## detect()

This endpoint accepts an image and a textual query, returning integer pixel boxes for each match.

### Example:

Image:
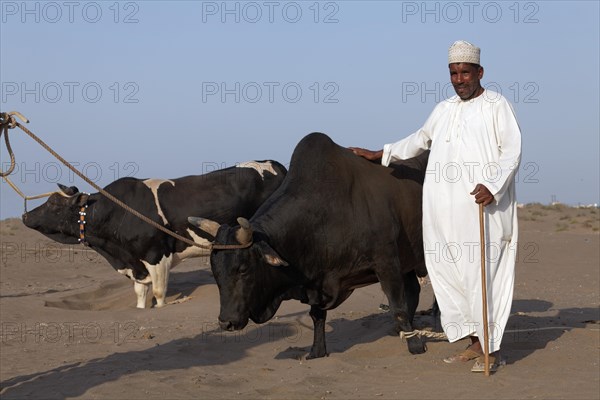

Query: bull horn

[188,217,220,237]
[235,217,253,245]
[57,184,79,197]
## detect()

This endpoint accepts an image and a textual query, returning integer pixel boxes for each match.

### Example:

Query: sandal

[471,355,504,373]
[443,347,482,364]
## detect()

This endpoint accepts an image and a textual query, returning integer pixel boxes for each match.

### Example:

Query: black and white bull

[22,161,287,308]
[188,133,429,358]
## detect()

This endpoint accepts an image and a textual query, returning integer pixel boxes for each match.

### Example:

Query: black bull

[190,133,430,358]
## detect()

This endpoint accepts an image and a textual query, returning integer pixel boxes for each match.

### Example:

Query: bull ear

[188,217,220,237]
[257,242,288,267]
[73,193,89,207]
[57,184,79,196]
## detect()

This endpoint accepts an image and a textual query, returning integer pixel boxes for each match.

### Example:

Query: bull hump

[236,161,278,180]
[142,179,175,225]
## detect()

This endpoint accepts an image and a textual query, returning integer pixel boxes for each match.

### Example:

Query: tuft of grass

[541,203,568,212]
[526,202,543,206]
[526,202,543,207]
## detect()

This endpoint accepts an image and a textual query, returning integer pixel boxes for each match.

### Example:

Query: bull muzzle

[218,317,248,331]
[219,319,235,331]
[21,212,31,227]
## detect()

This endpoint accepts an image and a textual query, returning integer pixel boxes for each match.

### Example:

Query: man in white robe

[350,40,522,372]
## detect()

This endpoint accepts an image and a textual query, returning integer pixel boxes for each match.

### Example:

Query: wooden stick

[479,202,490,376]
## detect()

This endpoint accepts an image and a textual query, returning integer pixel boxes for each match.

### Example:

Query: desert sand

[1,203,599,399]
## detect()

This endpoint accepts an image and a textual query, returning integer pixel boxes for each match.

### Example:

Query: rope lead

[0,111,248,251]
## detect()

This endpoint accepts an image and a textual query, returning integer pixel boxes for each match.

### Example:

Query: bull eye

[238,263,250,275]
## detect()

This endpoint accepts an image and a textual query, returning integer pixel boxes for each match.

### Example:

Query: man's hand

[470,184,494,206]
[348,147,383,161]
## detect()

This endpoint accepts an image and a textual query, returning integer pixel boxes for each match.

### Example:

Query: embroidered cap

[448,40,480,65]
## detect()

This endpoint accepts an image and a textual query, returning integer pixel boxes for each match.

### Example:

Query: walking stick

[479,202,491,376]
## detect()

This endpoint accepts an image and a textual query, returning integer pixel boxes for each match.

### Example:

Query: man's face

[449,63,484,100]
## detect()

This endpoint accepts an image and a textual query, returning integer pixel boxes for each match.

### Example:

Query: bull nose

[219,319,235,331]
[22,213,28,223]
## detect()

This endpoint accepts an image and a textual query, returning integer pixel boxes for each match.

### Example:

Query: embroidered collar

[77,204,89,246]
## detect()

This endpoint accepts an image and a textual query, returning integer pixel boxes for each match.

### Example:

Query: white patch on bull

[118,268,153,284]
[134,281,150,309]
[173,229,212,263]
[117,268,134,279]
[236,161,278,180]
[118,268,152,308]
[134,229,210,309]
[136,275,153,285]
[142,253,173,308]
[143,179,175,225]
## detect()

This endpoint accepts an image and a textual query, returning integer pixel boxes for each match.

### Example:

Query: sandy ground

[0,203,599,399]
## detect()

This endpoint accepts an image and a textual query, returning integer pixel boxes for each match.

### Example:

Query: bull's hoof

[407,337,426,354]
[415,308,434,316]
[306,348,329,360]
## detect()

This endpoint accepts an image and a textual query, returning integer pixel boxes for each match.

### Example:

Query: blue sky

[1,0,599,219]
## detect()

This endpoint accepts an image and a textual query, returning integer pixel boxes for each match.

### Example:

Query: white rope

[400,325,596,341]
[2,175,70,200]
[400,330,448,340]
[167,296,193,305]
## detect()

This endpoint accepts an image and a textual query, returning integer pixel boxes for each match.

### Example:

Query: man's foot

[443,346,482,364]
[471,354,505,373]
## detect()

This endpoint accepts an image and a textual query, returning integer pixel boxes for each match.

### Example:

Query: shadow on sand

[1,299,598,398]
[502,300,599,364]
